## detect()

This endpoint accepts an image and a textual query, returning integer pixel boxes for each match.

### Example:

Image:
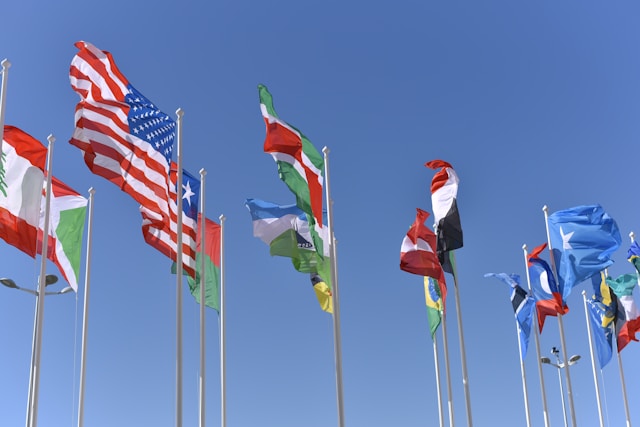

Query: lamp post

[541,347,581,427]
[0,274,68,427]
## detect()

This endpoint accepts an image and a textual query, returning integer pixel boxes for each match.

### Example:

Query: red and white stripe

[425,160,459,225]
[69,41,171,223]
[400,208,445,283]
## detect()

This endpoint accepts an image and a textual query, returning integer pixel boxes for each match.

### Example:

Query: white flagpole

[77,188,95,427]
[322,147,345,427]
[29,134,55,427]
[219,214,227,427]
[175,108,184,427]
[521,244,550,427]
[440,311,455,427]
[448,252,473,426]
[198,169,206,427]
[515,320,531,427]
[542,205,577,427]
[580,290,605,427]
[0,59,11,154]
[431,321,444,427]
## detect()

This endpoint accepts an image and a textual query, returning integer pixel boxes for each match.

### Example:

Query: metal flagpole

[77,188,95,427]
[429,309,444,427]
[0,59,10,155]
[219,214,227,427]
[542,205,577,427]
[515,320,531,427]
[581,290,605,427]
[322,147,345,427]
[448,252,473,426]
[175,108,184,427]
[29,135,55,427]
[440,310,455,427]
[616,342,631,427]
[521,245,550,427]
[198,169,206,427]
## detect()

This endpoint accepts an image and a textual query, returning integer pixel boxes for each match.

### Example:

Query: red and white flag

[400,208,445,284]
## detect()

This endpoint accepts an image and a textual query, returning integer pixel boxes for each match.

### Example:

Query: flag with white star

[141,164,199,278]
[547,204,622,300]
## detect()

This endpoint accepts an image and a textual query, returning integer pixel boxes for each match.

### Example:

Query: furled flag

[143,165,199,278]
[424,276,444,339]
[547,204,621,300]
[528,243,568,332]
[69,41,175,226]
[425,160,462,273]
[186,214,221,312]
[627,240,640,275]
[0,126,47,257]
[485,273,536,357]
[605,273,640,352]
[245,198,332,313]
[400,208,446,285]
[258,84,325,257]
[38,177,88,291]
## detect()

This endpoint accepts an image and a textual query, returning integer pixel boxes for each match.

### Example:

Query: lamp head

[0,278,18,289]
[44,275,58,286]
[568,355,581,364]
[540,357,551,364]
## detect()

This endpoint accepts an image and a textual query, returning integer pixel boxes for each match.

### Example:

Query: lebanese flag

[400,208,445,285]
[425,160,463,266]
[0,126,47,257]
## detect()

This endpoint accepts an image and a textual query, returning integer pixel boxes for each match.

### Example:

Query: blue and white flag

[548,204,621,300]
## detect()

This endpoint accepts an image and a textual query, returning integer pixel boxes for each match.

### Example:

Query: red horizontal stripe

[0,210,39,257]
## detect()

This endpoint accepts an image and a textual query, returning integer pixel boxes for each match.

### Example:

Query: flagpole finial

[199,168,206,177]
[88,187,95,196]
[47,134,55,144]
[542,205,548,214]
[522,244,527,251]
[176,108,184,118]
[219,214,225,223]
[1,59,10,70]
[630,231,635,243]
[322,146,329,155]
[581,290,586,296]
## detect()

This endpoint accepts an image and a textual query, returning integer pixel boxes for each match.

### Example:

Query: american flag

[141,163,199,278]
[69,41,175,226]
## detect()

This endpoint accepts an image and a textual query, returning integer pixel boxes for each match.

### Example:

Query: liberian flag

[38,177,88,292]
[425,160,463,270]
[258,85,325,256]
[245,198,332,313]
[400,208,445,285]
[528,243,568,332]
[605,273,640,352]
[0,126,47,257]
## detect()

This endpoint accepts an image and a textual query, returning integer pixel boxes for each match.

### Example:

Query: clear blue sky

[1,1,639,426]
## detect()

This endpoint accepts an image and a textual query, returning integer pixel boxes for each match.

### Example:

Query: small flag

[188,215,221,312]
[547,204,621,300]
[485,273,535,357]
[400,208,445,285]
[605,273,640,352]
[627,241,640,275]
[586,297,614,369]
[424,277,444,339]
[311,273,333,314]
[527,243,568,332]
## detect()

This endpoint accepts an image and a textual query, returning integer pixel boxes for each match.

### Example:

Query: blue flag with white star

[548,204,621,300]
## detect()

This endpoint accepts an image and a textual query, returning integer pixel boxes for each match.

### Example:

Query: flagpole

[322,147,345,427]
[29,134,55,427]
[175,108,184,427]
[431,326,444,427]
[521,245,550,427]
[219,214,227,427]
[0,59,10,156]
[440,311,455,427]
[77,188,95,427]
[580,290,605,427]
[198,169,206,427]
[448,252,473,427]
[515,320,531,427]
[542,205,577,427]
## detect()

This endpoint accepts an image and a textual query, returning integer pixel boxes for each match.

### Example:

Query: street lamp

[541,347,581,427]
[0,275,72,296]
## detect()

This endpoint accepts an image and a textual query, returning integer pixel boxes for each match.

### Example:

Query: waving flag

[586,297,614,369]
[38,178,87,291]
[605,273,640,351]
[69,41,175,226]
[528,243,568,332]
[0,126,47,257]
[425,160,462,272]
[258,84,324,257]
[424,277,444,339]
[186,215,221,311]
[547,204,621,300]
[143,165,199,278]
[400,208,445,285]
[246,198,332,313]
[628,241,640,275]
[485,273,535,357]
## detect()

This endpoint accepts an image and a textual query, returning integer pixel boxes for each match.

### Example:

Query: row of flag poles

[0,40,347,427]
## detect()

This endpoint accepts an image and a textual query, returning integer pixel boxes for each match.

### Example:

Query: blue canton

[125,84,175,165]
[181,169,200,221]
